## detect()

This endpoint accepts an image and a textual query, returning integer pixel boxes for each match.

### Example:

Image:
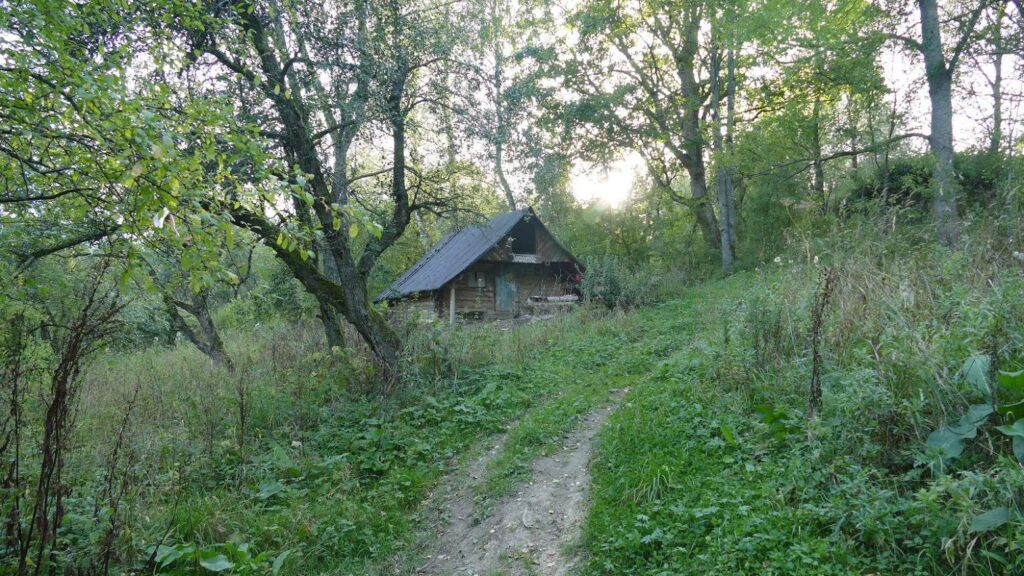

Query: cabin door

[495,267,518,315]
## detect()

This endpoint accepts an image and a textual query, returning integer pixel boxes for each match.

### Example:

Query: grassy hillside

[582,220,1024,575]
[72,305,658,574]
[60,216,1024,575]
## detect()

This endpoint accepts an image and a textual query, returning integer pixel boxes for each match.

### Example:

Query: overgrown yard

[581,226,1024,575]
[7,0,1024,573]
[72,305,657,574]
[26,223,1024,576]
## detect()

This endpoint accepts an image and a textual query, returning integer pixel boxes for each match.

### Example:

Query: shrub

[847,152,1019,210]
[580,254,657,309]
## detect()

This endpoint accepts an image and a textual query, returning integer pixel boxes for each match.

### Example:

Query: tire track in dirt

[415,390,625,576]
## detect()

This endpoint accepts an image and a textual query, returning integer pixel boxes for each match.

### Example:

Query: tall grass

[53,204,1024,575]
[582,213,1024,575]
[66,297,642,574]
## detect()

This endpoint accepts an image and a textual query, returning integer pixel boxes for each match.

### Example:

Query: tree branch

[14,224,121,267]
[948,0,993,73]
[222,202,349,310]
[0,186,97,204]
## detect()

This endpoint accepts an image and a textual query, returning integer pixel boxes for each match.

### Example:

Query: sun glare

[570,153,645,208]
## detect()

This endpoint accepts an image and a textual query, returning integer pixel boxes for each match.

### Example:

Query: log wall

[437,262,576,321]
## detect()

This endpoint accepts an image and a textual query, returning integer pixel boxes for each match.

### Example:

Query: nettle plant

[917,356,1024,531]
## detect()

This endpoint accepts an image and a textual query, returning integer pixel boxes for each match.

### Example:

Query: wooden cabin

[377,209,583,321]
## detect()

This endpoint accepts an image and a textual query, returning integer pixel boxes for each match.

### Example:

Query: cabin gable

[378,208,582,322]
[483,215,575,264]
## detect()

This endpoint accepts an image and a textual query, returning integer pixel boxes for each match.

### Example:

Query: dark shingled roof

[376,209,530,302]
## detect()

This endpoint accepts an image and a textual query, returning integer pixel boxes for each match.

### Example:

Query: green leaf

[924,404,993,467]
[150,544,174,564]
[997,399,1024,422]
[719,424,736,445]
[926,427,967,460]
[948,403,993,436]
[117,268,133,292]
[150,543,194,568]
[257,480,286,500]
[349,222,359,238]
[198,551,234,572]
[271,549,292,575]
[997,369,1024,395]
[994,419,1024,438]
[962,355,991,400]
[969,507,1010,533]
[995,419,1024,463]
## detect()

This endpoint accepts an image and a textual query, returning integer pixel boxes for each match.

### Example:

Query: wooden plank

[496,267,517,313]
[449,284,455,324]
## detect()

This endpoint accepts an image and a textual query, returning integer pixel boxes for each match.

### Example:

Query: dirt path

[414,392,624,576]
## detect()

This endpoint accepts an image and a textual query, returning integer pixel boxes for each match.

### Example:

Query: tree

[709,5,741,272]
[0,258,124,576]
[486,0,520,211]
[900,0,993,247]
[453,0,563,212]
[0,0,253,296]
[970,2,1017,156]
[139,232,256,371]
[564,0,721,251]
[162,0,475,379]
[710,42,738,272]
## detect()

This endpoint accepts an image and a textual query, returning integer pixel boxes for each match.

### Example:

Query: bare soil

[413,393,623,576]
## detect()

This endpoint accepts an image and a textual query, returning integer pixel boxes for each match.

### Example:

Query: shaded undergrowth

[582,220,1024,575]
[71,302,650,574]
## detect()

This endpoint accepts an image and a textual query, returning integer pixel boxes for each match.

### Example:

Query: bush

[847,152,1019,210]
[580,254,657,309]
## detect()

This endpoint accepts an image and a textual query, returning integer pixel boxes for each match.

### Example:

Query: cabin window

[467,272,486,288]
[509,220,537,254]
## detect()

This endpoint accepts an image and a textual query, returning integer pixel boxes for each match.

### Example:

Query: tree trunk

[990,50,1002,156]
[492,15,516,211]
[163,291,234,372]
[811,97,827,214]
[687,160,720,250]
[723,47,738,264]
[918,0,960,248]
[710,43,736,273]
[678,15,720,250]
[194,299,233,372]
[318,249,346,349]
[209,0,407,382]
[318,301,345,349]
[335,263,400,381]
[848,108,859,170]
[496,138,517,211]
[989,5,1004,156]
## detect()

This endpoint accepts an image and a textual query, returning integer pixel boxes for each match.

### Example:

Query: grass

[56,214,1024,575]
[579,219,1024,575]
[478,310,650,500]
[69,294,665,574]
